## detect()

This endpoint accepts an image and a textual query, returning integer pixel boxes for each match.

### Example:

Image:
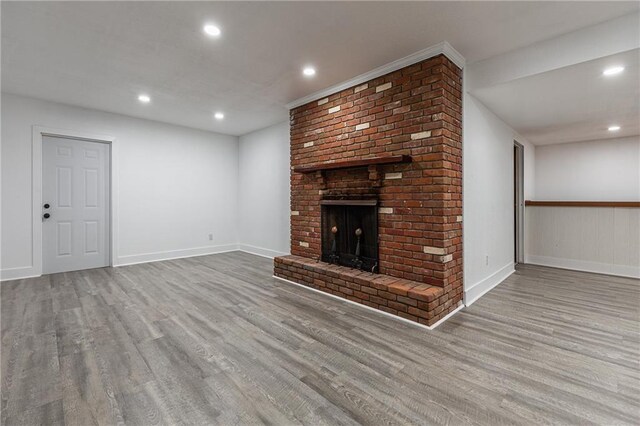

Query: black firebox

[321,199,378,273]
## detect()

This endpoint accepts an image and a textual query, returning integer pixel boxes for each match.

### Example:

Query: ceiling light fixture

[204,24,221,37]
[303,66,316,77]
[603,66,624,76]
[138,94,151,103]
[214,112,224,120]
[608,125,621,132]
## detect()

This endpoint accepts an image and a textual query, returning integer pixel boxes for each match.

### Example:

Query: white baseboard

[2,244,240,281]
[272,275,464,331]
[114,244,239,267]
[1,244,277,281]
[525,255,640,279]
[464,262,515,306]
[237,244,289,259]
[0,266,40,282]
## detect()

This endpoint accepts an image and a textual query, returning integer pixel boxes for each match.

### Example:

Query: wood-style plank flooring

[2,252,639,425]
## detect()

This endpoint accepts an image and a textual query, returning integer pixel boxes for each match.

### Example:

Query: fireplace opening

[321,199,378,273]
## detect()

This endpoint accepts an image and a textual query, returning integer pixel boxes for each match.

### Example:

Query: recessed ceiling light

[214,112,224,120]
[204,24,221,37]
[303,67,316,77]
[608,125,621,131]
[603,66,624,76]
[138,94,151,103]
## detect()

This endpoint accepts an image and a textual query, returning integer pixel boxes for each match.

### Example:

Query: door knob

[43,203,50,209]
[43,213,50,219]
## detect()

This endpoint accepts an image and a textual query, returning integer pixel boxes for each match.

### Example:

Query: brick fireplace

[274,54,463,326]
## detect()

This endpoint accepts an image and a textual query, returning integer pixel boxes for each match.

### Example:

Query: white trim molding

[464,262,515,306]
[0,266,40,282]
[237,244,289,259]
[286,41,465,109]
[273,275,464,331]
[2,244,237,281]
[526,255,640,279]
[114,244,239,267]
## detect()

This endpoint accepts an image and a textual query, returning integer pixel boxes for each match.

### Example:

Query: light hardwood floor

[1,252,639,425]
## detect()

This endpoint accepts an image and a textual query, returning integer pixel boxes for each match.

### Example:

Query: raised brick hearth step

[274,255,457,326]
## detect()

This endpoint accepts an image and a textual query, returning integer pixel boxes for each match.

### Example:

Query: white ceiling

[2,1,639,136]
[473,49,640,145]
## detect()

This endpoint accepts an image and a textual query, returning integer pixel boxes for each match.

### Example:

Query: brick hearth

[275,54,463,326]
[275,255,448,325]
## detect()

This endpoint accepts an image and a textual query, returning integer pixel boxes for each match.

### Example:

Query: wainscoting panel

[525,206,640,278]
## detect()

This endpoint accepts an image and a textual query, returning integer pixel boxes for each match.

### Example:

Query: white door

[42,136,110,274]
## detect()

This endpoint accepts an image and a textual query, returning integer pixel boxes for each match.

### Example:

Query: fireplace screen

[321,199,378,273]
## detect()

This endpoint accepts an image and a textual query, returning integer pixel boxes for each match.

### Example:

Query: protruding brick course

[376,82,392,92]
[277,54,463,326]
[354,83,368,93]
[423,246,446,255]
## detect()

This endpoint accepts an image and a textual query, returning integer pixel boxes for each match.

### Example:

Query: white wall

[524,135,640,278]
[237,122,290,258]
[534,136,640,201]
[522,137,536,201]
[525,206,639,278]
[1,93,239,280]
[463,92,535,305]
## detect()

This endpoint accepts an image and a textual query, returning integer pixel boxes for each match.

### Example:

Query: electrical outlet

[208,233,213,241]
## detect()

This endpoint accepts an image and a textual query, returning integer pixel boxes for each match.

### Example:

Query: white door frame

[32,126,118,276]
[513,140,525,264]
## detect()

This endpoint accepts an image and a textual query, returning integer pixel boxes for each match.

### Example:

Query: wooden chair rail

[525,201,640,208]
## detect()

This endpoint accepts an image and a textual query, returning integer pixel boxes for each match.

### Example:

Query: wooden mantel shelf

[294,155,412,173]
[525,201,640,208]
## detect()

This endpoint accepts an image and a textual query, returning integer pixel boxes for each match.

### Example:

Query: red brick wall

[287,54,463,308]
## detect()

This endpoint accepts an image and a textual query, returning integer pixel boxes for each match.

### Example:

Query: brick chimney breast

[275,54,463,326]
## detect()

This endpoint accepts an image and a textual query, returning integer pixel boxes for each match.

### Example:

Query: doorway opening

[33,127,115,276]
[514,141,524,264]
